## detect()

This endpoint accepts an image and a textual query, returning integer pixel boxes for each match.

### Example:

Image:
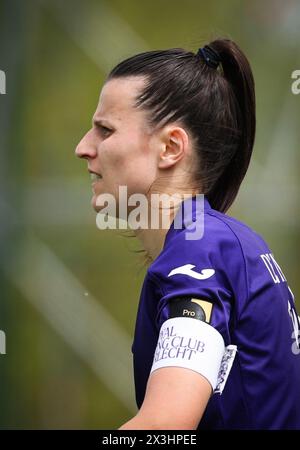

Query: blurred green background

[0,0,299,429]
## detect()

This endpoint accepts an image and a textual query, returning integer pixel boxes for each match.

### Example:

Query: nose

[75,129,97,159]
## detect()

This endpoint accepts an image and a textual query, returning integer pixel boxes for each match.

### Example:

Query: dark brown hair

[107,38,256,213]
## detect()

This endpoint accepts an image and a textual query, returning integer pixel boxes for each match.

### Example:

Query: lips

[90,173,103,182]
[88,169,103,182]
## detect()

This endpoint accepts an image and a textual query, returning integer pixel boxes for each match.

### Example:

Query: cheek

[99,139,122,170]
[123,154,157,196]
[100,132,157,192]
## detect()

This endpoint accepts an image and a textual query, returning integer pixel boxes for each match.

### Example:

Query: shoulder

[145,197,272,318]
[149,199,267,281]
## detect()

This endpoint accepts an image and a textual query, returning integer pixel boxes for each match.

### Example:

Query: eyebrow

[92,118,113,128]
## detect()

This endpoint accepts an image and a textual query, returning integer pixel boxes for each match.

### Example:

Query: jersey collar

[163,195,211,250]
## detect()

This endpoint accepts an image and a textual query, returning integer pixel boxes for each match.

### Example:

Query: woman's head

[76,38,255,214]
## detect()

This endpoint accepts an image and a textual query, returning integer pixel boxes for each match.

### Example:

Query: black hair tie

[197,45,221,69]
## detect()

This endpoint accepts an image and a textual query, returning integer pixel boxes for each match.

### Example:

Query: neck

[132,187,201,261]
[134,227,168,262]
[133,196,182,261]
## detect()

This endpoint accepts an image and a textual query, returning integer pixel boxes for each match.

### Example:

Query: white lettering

[151,317,225,390]
[260,253,287,284]
[95,188,205,240]
[183,309,195,317]
[0,330,6,354]
[291,70,300,95]
[0,70,6,94]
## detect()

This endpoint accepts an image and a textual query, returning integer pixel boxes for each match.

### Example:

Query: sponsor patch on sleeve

[168,297,214,324]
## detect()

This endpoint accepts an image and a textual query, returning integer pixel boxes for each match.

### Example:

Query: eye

[98,125,112,137]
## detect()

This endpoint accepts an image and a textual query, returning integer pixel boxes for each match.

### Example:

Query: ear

[157,125,189,170]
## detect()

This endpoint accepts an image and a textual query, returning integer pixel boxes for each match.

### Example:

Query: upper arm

[135,297,227,430]
[137,366,212,429]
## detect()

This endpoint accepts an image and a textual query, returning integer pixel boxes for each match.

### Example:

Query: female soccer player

[75,38,300,429]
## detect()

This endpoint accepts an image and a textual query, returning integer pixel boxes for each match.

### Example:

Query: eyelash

[94,124,112,138]
[99,125,112,136]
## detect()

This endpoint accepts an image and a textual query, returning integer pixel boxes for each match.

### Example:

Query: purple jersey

[131,196,300,429]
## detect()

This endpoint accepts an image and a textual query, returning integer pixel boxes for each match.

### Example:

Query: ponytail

[205,39,256,212]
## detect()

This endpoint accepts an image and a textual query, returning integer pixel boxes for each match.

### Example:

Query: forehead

[94,76,147,124]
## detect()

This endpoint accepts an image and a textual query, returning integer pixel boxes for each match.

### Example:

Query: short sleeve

[147,219,244,346]
[152,272,233,347]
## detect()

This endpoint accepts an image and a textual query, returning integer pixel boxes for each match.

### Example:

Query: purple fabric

[131,196,300,429]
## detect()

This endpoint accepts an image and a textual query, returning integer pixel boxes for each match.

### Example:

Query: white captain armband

[150,297,236,392]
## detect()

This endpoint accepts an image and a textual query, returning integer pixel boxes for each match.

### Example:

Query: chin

[91,195,102,213]
[91,194,119,217]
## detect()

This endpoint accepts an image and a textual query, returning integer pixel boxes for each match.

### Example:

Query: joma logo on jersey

[260,253,286,284]
[168,264,215,280]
